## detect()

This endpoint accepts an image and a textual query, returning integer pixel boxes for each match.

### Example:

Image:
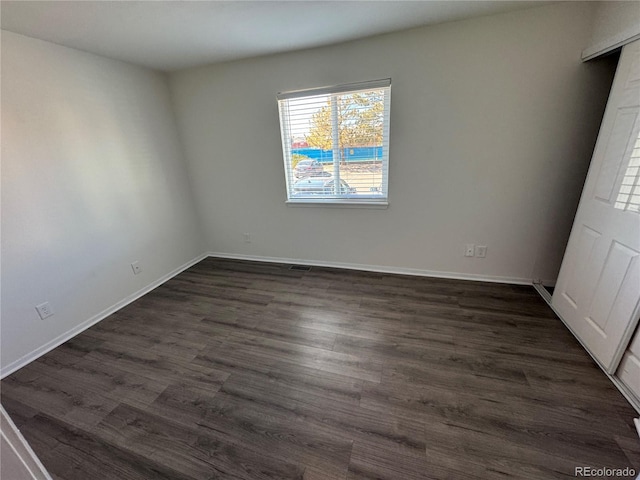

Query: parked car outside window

[291,176,356,197]
[293,159,324,178]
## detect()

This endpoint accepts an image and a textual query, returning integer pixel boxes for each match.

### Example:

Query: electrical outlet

[464,244,475,257]
[243,233,252,243]
[35,302,53,320]
[131,261,142,275]
[475,245,487,258]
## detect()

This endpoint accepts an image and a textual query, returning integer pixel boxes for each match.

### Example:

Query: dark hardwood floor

[2,257,639,479]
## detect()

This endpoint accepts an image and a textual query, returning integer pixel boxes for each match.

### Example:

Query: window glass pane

[278,80,390,203]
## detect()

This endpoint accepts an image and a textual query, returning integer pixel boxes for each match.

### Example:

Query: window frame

[277,79,391,207]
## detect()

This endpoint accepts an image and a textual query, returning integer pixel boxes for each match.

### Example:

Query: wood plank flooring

[2,257,639,479]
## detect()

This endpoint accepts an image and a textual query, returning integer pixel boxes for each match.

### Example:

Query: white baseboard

[1,251,529,379]
[0,253,208,379]
[212,252,640,414]
[532,282,552,304]
[207,252,533,285]
[7,249,635,417]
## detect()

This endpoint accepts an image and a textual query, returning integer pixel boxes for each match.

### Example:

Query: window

[277,79,391,205]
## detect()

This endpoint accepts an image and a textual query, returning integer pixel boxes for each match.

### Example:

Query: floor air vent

[289,265,312,271]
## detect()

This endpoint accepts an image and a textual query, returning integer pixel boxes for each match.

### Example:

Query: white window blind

[277,79,391,205]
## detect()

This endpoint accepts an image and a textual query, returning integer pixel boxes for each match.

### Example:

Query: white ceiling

[1,1,545,72]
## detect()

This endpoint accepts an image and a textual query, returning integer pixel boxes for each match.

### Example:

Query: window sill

[285,199,389,209]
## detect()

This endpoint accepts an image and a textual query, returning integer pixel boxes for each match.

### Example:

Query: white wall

[583,1,640,59]
[169,2,615,284]
[1,31,205,372]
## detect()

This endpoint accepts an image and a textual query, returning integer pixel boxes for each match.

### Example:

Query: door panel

[562,226,600,306]
[618,327,640,400]
[586,241,639,332]
[625,54,640,87]
[594,109,638,202]
[553,39,640,372]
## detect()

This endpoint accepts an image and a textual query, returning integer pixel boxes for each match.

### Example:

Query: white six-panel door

[553,39,640,373]
[617,328,640,400]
